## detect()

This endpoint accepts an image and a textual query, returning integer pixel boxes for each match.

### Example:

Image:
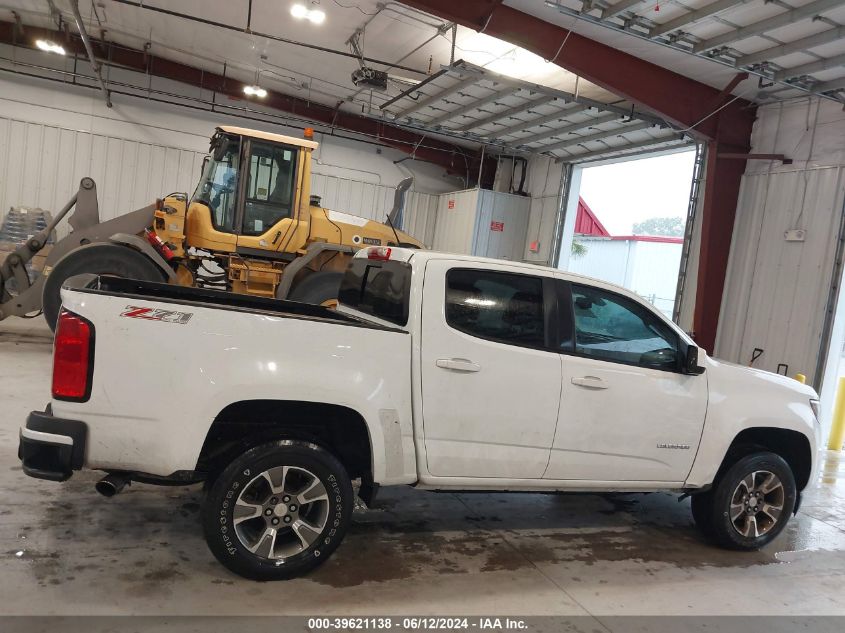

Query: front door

[545,280,707,482]
[420,260,561,479]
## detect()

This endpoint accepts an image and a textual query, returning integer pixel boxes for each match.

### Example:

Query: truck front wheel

[202,440,353,580]
[699,452,796,550]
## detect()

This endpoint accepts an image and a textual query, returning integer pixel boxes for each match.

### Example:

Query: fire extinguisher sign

[490,221,505,232]
[447,199,455,209]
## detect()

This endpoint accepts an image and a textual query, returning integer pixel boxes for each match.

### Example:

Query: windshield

[192,135,240,232]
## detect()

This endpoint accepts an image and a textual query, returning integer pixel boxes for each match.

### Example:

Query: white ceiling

[524,0,845,102]
[12,0,829,161]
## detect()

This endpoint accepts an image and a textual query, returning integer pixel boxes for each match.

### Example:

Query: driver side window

[570,284,679,371]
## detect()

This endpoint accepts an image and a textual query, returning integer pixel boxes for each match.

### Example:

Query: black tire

[690,491,716,539]
[288,271,343,307]
[202,440,353,581]
[707,452,796,550]
[42,243,167,330]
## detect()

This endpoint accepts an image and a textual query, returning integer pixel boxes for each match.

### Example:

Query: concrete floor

[3,317,845,620]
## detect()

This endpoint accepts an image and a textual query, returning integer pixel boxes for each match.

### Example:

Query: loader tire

[43,243,167,331]
[289,271,343,308]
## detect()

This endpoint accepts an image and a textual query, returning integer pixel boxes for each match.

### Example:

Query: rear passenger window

[445,269,545,348]
[338,259,411,326]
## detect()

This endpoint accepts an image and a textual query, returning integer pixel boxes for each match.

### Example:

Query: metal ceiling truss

[515,111,621,145]
[571,135,693,163]
[542,121,658,152]
[545,0,845,103]
[492,104,591,138]
[455,95,558,132]
[379,59,681,160]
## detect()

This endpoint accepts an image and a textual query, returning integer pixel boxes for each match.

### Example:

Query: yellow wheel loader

[0,126,422,330]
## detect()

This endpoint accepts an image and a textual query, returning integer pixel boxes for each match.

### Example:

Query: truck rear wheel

[202,440,353,581]
[289,271,343,308]
[702,452,796,550]
[42,243,168,331]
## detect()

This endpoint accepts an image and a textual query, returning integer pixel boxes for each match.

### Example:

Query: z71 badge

[121,306,193,324]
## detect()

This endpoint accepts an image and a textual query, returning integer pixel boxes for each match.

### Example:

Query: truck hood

[705,355,818,400]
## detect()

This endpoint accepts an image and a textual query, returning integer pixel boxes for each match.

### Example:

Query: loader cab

[186,126,318,254]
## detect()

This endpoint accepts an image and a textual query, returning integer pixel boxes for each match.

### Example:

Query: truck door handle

[436,358,481,372]
[571,376,608,389]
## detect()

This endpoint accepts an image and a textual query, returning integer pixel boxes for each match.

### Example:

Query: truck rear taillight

[367,246,392,261]
[52,310,95,402]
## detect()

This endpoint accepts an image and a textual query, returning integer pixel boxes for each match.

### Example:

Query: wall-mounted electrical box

[431,188,531,261]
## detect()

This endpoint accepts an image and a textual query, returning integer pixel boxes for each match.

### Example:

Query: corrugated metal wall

[627,241,683,318]
[524,156,564,264]
[0,116,205,238]
[402,191,439,248]
[0,114,439,242]
[432,189,479,254]
[715,97,845,395]
[568,238,630,286]
[431,188,531,259]
[474,189,531,261]
[716,165,845,381]
[568,238,681,317]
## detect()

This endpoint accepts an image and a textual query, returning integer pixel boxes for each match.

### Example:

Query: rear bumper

[18,408,87,481]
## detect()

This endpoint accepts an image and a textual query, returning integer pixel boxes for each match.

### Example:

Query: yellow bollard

[828,376,845,451]
[795,373,806,384]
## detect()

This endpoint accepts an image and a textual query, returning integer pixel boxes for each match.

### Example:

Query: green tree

[632,216,685,237]
[571,239,587,259]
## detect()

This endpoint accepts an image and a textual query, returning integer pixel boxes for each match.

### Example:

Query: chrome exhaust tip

[95,474,128,497]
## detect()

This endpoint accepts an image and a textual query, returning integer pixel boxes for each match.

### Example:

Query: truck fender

[275,242,355,300]
[108,233,177,282]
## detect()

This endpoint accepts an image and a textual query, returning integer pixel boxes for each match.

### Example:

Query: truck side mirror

[685,345,706,375]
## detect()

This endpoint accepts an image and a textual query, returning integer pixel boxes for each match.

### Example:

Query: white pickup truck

[19,247,821,580]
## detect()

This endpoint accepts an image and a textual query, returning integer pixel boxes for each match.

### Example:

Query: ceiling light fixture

[35,39,66,55]
[291,4,326,25]
[243,85,268,98]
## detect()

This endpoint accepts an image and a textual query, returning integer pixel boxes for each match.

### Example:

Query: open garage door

[554,143,703,328]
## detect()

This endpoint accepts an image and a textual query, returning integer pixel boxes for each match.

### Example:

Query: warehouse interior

[3,0,845,623]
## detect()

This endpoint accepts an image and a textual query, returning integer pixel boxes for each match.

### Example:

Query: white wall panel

[0,115,205,239]
[716,97,845,399]
[523,155,564,264]
[403,191,439,247]
[568,239,630,287]
[716,166,845,381]
[568,238,682,318]
[524,195,561,263]
[474,189,531,261]
[0,74,449,244]
[432,189,479,254]
[628,241,683,318]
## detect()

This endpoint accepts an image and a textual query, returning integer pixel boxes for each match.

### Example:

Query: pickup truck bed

[73,274,391,330]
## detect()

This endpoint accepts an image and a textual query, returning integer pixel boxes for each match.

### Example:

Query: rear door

[420,260,562,479]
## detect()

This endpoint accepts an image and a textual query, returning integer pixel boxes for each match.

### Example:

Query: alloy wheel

[729,470,785,538]
[233,465,330,560]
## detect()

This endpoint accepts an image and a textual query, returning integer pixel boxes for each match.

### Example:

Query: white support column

[557,166,583,271]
